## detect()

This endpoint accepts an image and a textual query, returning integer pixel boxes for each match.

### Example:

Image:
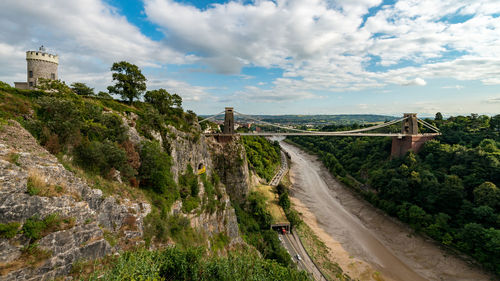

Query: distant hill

[201,114,398,125]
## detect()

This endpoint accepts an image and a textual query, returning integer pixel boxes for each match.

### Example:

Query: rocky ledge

[0,120,150,280]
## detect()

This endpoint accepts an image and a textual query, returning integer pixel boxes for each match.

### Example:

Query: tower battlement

[26,50,59,64]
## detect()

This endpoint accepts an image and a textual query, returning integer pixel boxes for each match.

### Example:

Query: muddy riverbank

[281,141,493,281]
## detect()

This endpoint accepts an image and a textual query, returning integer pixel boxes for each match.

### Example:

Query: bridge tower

[391,113,434,158]
[223,107,235,134]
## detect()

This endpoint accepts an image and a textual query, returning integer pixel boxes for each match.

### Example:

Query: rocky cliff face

[166,126,242,244]
[207,137,251,203]
[167,125,212,182]
[0,121,150,280]
[122,113,243,244]
[0,114,250,280]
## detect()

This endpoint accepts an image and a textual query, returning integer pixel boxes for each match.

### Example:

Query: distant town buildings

[15,46,59,90]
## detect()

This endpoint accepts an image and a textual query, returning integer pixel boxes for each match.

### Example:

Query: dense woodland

[289,114,500,275]
[242,136,281,181]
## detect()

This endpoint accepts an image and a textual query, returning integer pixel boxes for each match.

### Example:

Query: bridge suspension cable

[416,118,440,133]
[321,117,407,135]
[235,111,408,135]
[198,111,225,123]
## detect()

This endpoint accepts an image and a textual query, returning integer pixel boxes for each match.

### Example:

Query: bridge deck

[205,132,441,137]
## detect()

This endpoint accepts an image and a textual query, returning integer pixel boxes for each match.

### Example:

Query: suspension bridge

[199,107,441,157]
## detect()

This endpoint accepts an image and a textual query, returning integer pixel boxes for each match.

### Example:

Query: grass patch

[0,222,20,239]
[296,222,353,281]
[253,185,288,225]
[26,169,67,197]
[6,152,20,166]
[143,211,205,249]
[103,230,118,247]
[0,90,32,120]
[0,243,52,276]
[22,214,75,242]
[210,232,230,253]
[57,154,147,202]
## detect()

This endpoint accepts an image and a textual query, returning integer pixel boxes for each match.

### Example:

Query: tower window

[29,71,33,78]
[51,73,55,79]
[29,82,33,87]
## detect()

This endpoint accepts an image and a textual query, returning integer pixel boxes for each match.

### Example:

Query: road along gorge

[280,141,493,281]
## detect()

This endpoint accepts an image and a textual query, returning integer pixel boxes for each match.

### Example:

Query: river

[280,141,493,281]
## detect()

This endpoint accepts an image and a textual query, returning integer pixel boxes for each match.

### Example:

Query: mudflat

[281,141,493,281]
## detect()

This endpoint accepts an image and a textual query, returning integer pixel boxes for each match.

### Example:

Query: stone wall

[391,135,435,158]
[27,59,58,88]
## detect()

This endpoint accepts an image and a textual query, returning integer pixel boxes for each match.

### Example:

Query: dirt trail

[281,141,493,281]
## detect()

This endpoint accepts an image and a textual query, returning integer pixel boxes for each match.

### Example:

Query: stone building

[14,46,59,90]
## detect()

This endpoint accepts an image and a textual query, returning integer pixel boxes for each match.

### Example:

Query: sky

[0,0,499,116]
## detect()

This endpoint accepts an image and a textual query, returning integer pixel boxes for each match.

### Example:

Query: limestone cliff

[207,137,251,203]
[0,121,150,280]
[0,112,250,279]
[123,113,243,245]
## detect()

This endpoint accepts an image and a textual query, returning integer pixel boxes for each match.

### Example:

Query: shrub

[0,222,20,238]
[210,233,230,252]
[143,211,204,248]
[21,214,73,242]
[74,140,130,179]
[36,96,82,146]
[86,247,310,281]
[22,215,47,241]
[182,197,200,213]
[139,141,176,199]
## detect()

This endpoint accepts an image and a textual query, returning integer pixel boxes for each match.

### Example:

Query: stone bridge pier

[391,113,434,158]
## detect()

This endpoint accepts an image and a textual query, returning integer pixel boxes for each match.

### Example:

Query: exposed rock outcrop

[0,113,250,280]
[167,125,212,182]
[166,126,242,244]
[207,137,251,203]
[0,121,150,280]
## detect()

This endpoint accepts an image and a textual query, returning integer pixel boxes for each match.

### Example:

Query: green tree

[474,182,500,209]
[97,91,113,99]
[435,112,443,121]
[278,192,291,211]
[107,61,146,103]
[490,114,500,132]
[139,141,176,198]
[144,88,182,115]
[71,82,94,96]
[172,93,182,108]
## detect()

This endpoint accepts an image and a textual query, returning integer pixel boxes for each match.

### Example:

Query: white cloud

[0,0,191,89]
[487,97,500,103]
[147,79,212,102]
[143,0,500,97]
[234,85,319,103]
[401,77,427,86]
[442,85,464,90]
